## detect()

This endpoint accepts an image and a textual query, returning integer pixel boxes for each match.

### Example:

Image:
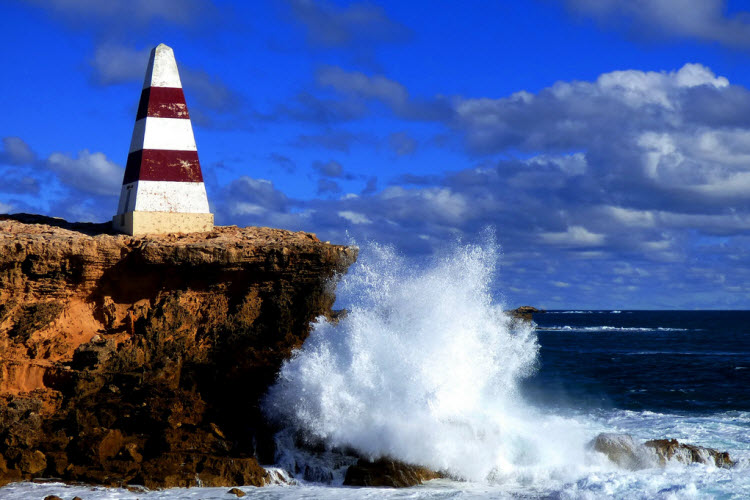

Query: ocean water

[3,241,750,499]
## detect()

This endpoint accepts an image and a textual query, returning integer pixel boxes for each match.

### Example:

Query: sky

[2,0,750,309]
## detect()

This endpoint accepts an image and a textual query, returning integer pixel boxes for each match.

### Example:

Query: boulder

[644,438,734,468]
[591,433,654,470]
[507,306,544,321]
[591,433,734,470]
[344,458,443,487]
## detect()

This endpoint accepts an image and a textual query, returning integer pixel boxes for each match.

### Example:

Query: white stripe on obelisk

[118,181,211,213]
[129,117,198,153]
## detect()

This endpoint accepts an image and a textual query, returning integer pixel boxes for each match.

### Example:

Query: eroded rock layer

[0,214,356,488]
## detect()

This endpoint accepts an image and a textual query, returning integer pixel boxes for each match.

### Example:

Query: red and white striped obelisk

[112,43,213,235]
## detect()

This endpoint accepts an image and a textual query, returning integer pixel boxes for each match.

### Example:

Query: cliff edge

[0,214,357,488]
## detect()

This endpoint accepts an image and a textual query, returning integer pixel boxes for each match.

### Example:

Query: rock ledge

[0,214,356,488]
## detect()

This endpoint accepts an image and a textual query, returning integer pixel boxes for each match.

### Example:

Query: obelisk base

[112,211,214,236]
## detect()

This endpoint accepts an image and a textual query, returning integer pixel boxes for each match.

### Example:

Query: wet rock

[591,433,734,470]
[17,449,47,475]
[43,495,63,500]
[228,487,247,497]
[344,458,443,487]
[591,433,654,470]
[507,305,544,322]
[645,438,734,468]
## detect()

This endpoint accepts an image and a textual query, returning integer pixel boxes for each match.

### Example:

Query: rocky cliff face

[0,214,356,488]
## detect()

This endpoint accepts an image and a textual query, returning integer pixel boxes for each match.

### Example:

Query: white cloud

[46,150,123,196]
[564,0,750,50]
[90,45,150,85]
[604,207,656,228]
[526,152,588,175]
[637,129,750,199]
[317,65,408,108]
[541,226,606,247]
[231,202,267,216]
[380,186,469,225]
[338,211,371,224]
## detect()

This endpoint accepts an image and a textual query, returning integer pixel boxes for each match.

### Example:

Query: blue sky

[3,0,750,309]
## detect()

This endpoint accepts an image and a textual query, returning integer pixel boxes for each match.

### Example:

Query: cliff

[0,214,356,488]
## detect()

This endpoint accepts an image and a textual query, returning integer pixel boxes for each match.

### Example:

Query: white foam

[264,238,594,482]
[2,385,749,499]
[539,326,692,333]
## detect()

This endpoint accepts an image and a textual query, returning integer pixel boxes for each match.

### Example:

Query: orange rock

[0,214,357,488]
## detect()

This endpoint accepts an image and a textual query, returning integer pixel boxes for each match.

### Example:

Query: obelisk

[112,43,213,235]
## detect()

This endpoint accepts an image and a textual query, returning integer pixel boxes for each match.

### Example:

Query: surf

[263,236,595,483]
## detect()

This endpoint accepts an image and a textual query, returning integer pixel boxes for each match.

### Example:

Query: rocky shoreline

[0,214,355,488]
[0,215,736,491]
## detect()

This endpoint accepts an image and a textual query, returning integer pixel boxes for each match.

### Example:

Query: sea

[2,240,749,499]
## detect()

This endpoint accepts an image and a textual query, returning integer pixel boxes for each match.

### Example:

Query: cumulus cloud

[540,226,606,247]
[317,65,408,108]
[226,177,289,216]
[338,210,371,224]
[452,64,730,153]
[213,61,750,307]
[1,135,122,200]
[315,65,451,120]
[316,63,750,215]
[46,150,123,196]
[0,137,124,222]
[564,0,750,49]
[90,44,150,85]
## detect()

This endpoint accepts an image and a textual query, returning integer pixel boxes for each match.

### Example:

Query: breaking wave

[263,237,594,482]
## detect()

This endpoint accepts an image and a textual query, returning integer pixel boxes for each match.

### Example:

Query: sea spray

[264,238,592,482]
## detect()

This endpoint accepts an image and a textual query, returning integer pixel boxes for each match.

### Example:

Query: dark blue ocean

[525,310,750,413]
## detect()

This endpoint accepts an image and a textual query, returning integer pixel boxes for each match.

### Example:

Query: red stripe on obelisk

[136,87,190,121]
[124,150,203,184]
